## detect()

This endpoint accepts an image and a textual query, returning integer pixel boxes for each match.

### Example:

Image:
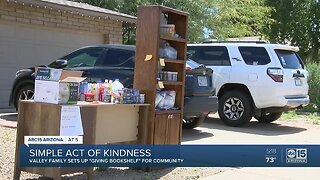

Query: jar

[84,93,94,102]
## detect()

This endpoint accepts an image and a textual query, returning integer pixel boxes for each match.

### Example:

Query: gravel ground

[0,126,226,180]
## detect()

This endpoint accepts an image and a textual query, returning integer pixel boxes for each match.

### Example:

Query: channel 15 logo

[286,148,307,163]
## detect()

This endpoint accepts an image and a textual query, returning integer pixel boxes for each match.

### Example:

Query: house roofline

[15,0,137,23]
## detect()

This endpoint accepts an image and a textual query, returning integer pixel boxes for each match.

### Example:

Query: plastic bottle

[98,82,104,101]
[102,80,111,103]
[111,79,124,103]
[92,83,99,101]
[87,83,92,94]
[111,79,124,95]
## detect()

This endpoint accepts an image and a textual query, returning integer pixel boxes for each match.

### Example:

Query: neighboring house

[0,0,136,108]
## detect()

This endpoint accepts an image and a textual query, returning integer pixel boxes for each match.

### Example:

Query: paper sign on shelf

[158,81,164,89]
[160,58,165,66]
[144,55,153,61]
[60,106,83,136]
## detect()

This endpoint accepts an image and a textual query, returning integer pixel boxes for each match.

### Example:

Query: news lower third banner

[20,144,320,167]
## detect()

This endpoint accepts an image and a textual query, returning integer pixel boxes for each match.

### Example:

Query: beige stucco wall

[0,0,123,44]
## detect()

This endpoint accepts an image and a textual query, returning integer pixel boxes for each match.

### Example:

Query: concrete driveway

[183,114,320,180]
[0,112,17,128]
[182,114,320,144]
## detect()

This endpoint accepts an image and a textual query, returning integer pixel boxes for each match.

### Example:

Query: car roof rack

[202,40,269,44]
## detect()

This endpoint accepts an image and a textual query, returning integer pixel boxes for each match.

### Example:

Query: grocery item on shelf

[159,41,178,59]
[160,13,167,25]
[160,24,175,37]
[91,83,99,101]
[122,88,140,104]
[111,79,124,103]
[101,80,111,103]
[84,93,94,102]
[155,90,176,110]
[78,79,144,104]
[34,67,85,104]
[111,79,124,95]
[158,71,178,81]
[139,94,145,104]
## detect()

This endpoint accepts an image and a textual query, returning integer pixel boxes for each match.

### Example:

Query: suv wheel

[183,115,205,129]
[254,112,282,123]
[218,91,252,127]
[15,84,34,110]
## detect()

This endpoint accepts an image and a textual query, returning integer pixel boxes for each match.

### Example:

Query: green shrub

[305,63,320,112]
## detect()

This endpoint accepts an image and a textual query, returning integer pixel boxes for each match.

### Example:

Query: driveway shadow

[201,116,307,136]
[182,128,214,142]
[0,113,17,122]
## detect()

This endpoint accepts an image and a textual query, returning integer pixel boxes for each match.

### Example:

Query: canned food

[139,94,145,104]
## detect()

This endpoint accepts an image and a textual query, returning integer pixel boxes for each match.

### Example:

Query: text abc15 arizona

[286,148,307,163]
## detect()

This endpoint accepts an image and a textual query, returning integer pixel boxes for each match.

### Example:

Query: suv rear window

[187,46,230,66]
[64,47,104,68]
[275,50,304,69]
[239,47,271,65]
[102,49,134,67]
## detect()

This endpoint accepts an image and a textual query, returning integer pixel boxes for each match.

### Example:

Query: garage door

[0,22,104,108]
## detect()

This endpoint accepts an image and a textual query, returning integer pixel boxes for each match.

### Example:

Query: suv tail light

[267,68,284,82]
[186,66,193,72]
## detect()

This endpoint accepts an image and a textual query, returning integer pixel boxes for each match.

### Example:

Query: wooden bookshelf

[134,5,188,145]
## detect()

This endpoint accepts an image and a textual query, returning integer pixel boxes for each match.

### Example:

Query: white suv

[187,41,309,126]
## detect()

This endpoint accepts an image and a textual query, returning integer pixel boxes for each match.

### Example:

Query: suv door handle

[232,57,242,61]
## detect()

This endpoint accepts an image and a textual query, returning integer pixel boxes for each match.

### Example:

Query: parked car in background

[9,44,218,129]
[188,41,309,127]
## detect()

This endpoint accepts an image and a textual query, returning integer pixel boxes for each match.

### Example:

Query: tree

[81,0,211,43]
[80,0,273,44]
[206,0,273,40]
[266,0,320,62]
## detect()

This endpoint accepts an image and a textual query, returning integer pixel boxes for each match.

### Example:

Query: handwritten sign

[144,55,153,61]
[60,106,83,136]
[160,58,165,66]
[158,81,164,89]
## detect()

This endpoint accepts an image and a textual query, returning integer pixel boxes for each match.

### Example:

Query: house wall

[0,1,123,43]
[0,1,125,108]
